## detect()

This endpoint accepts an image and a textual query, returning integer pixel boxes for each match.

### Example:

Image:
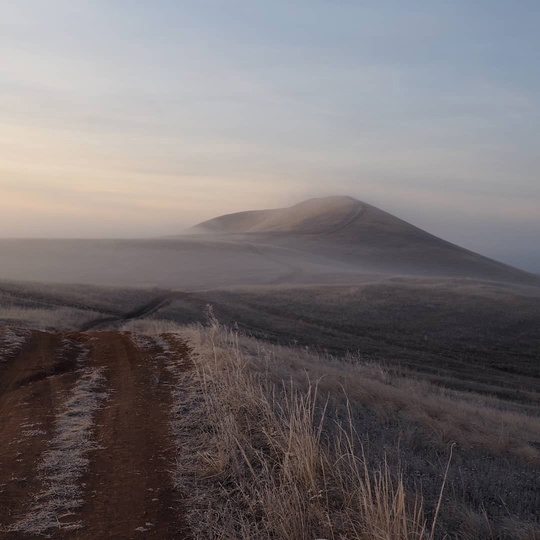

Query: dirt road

[0,327,191,539]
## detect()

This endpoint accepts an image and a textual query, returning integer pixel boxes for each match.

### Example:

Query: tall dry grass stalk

[177,316,435,540]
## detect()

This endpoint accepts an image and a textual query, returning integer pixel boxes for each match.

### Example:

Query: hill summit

[192,196,367,234]
[193,195,438,239]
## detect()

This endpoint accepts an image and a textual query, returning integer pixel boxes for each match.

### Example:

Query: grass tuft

[172,319,433,539]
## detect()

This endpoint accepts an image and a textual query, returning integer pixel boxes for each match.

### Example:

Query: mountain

[0,197,535,288]
[192,196,538,284]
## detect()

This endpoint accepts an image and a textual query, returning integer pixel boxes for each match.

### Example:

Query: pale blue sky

[1,1,539,271]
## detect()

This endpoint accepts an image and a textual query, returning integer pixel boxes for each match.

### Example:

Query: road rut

[0,329,191,539]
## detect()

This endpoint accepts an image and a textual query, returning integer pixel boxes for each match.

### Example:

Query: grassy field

[2,275,539,404]
[155,278,540,405]
[127,318,540,539]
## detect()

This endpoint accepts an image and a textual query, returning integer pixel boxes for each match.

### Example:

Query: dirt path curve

[80,292,190,331]
[0,329,191,540]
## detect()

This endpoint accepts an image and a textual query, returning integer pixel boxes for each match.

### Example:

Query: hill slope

[192,196,538,284]
[192,196,366,234]
[0,197,535,288]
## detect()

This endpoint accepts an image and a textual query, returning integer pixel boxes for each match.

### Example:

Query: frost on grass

[129,333,158,352]
[0,327,30,362]
[58,337,88,359]
[10,346,108,535]
[129,333,177,387]
[22,429,47,438]
[133,333,187,381]
[129,330,172,353]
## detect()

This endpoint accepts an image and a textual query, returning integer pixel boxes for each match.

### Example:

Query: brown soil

[0,329,191,540]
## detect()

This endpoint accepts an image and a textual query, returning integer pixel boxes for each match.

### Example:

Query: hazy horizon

[1,2,539,272]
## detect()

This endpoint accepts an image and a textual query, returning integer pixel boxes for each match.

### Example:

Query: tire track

[79,292,190,331]
[0,330,192,539]
[0,334,86,535]
[66,332,190,539]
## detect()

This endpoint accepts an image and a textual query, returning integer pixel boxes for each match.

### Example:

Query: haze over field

[0,197,537,289]
[1,1,540,271]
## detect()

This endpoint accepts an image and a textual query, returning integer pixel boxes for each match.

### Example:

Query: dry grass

[168,317,540,539]
[247,344,540,463]
[0,327,30,361]
[172,318,434,540]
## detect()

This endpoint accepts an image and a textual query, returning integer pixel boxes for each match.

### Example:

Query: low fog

[0,197,536,289]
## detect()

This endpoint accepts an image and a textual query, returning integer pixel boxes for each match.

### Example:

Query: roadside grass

[165,318,433,540]
[167,317,540,539]
[246,342,540,463]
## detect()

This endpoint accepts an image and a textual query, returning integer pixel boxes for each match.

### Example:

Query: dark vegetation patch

[0,280,161,316]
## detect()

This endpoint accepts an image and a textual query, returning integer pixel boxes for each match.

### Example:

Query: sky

[1,1,539,271]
